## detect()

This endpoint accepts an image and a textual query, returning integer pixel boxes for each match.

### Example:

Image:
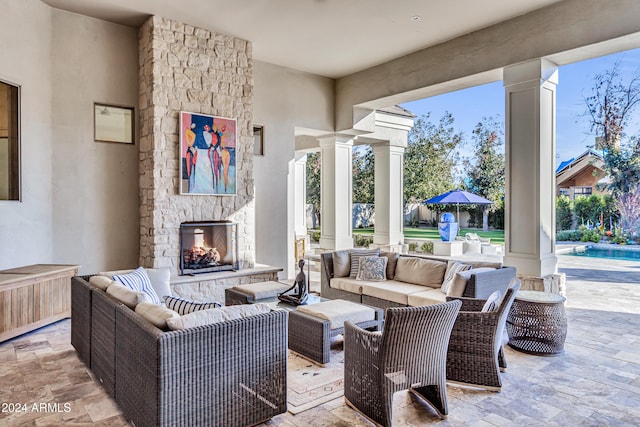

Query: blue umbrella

[424,189,493,224]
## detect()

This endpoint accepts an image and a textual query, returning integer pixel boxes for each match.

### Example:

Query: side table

[506,290,567,356]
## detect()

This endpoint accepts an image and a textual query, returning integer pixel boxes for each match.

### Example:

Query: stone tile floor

[1,253,639,426]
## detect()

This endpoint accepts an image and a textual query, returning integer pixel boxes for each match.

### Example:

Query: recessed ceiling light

[410,15,421,21]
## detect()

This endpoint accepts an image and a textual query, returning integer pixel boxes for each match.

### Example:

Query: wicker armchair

[446,279,521,391]
[344,300,462,426]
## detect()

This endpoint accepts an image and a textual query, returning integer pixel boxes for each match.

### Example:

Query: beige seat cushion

[360,280,430,305]
[380,251,400,279]
[233,281,291,300]
[407,288,447,306]
[394,257,447,288]
[297,299,375,329]
[135,302,180,329]
[330,277,364,294]
[166,303,271,331]
[89,275,114,291]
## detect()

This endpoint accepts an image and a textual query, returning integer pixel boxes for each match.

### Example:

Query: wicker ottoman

[506,290,567,356]
[289,299,383,364]
[225,281,292,305]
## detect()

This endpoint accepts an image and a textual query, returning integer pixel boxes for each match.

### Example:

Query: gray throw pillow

[332,249,351,277]
[380,251,400,280]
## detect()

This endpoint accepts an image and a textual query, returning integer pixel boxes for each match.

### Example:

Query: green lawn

[352,227,505,245]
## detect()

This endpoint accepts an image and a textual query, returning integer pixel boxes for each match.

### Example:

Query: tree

[463,117,505,231]
[556,195,573,231]
[352,146,374,204]
[583,59,640,235]
[306,152,321,228]
[404,112,463,213]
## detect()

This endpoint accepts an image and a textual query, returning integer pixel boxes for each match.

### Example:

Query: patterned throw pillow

[441,261,472,294]
[349,248,381,279]
[163,295,221,315]
[113,266,162,305]
[481,291,503,312]
[356,256,388,281]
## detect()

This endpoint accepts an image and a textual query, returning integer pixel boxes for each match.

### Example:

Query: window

[0,80,19,201]
[573,186,592,197]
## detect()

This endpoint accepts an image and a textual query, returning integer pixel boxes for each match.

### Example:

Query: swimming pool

[566,244,640,262]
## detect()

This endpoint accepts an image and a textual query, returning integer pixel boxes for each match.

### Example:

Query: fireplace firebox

[180,221,239,275]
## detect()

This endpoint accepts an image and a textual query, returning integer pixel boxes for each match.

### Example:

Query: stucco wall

[51,10,139,274]
[253,61,333,277]
[0,0,53,269]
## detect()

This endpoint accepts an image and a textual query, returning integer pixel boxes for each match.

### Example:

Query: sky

[400,47,640,168]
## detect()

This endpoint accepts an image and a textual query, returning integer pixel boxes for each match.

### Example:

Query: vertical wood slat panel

[0,265,78,342]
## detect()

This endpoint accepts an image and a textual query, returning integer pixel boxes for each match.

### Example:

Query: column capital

[504,58,558,87]
[318,134,354,147]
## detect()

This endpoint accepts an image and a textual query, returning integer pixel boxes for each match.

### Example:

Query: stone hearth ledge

[170,264,283,303]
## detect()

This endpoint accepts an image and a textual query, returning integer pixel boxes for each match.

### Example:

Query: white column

[503,58,558,278]
[373,143,405,247]
[294,153,308,237]
[319,136,354,250]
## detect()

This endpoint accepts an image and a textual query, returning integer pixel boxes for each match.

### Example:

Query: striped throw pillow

[349,248,381,279]
[113,266,162,305]
[164,295,221,315]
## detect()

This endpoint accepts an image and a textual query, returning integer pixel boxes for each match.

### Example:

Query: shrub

[408,242,417,252]
[556,230,580,241]
[556,195,573,231]
[421,241,433,254]
[310,231,321,242]
[354,234,373,248]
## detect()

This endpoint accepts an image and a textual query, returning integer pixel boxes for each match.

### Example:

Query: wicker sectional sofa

[71,275,288,427]
[320,250,516,309]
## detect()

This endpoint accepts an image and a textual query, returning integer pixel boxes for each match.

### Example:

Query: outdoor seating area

[1,253,639,426]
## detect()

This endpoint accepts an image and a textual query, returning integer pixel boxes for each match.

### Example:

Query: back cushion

[380,251,400,280]
[394,257,447,288]
[332,249,351,277]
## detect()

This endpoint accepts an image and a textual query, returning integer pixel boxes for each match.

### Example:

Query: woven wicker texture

[446,281,521,391]
[71,276,93,368]
[344,300,461,426]
[90,285,123,397]
[71,275,288,427]
[506,291,567,355]
[289,306,383,364]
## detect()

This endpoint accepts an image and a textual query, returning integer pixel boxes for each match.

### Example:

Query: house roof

[555,149,603,174]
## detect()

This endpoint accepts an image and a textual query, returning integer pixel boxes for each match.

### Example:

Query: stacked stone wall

[138,16,255,274]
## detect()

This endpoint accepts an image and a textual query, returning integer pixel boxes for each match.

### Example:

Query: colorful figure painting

[179,111,237,195]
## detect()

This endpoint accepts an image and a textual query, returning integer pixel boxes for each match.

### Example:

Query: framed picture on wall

[94,103,134,144]
[179,111,237,196]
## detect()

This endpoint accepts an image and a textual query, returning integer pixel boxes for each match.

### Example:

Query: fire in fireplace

[180,221,239,275]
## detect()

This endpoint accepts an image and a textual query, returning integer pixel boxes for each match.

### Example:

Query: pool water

[569,245,640,262]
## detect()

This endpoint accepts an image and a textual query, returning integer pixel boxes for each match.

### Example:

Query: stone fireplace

[138,16,255,277]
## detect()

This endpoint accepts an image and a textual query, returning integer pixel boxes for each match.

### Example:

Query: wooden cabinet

[0,264,78,342]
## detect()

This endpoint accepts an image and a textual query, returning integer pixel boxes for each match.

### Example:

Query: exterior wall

[138,17,255,274]
[51,10,139,274]
[253,61,333,278]
[0,0,53,269]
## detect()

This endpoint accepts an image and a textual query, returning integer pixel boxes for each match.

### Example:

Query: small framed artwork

[94,103,134,144]
[179,111,237,196]
[253,125,264,156]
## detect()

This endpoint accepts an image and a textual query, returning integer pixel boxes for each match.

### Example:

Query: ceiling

[42,0,563,79]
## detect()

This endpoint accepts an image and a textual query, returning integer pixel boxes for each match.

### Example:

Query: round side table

[506,290,567,356]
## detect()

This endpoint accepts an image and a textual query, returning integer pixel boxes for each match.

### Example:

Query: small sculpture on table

[278,259,309,305]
